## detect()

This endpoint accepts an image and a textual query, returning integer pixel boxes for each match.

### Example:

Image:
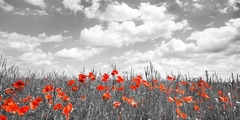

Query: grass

[0,56,240,120]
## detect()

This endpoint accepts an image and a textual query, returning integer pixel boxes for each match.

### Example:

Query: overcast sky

[0,0,240,79]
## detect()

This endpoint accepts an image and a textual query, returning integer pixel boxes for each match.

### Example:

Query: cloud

[84,0,101,19]
[0,0,14,11]
[187,18,240,53]
[0,31,71,52]
[24,0,46,9]
[227,0,240,11]
[80,2,189,47]
[62,0,83,14]
[54,47,105,61]
[14,8,49,16]
[99,2,141,21]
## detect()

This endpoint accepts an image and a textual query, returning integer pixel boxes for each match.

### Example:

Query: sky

[0,0,240,79]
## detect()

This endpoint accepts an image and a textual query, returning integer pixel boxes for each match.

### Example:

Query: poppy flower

[57,91,65,98]
[0,96,2,101]
[63,102,73,115]
[12,80,24,89]
[152,79,158,83]
[42,85,54,93]
[71,86,78,91]
[80,95,86,101]
[117,86,125,91]
[113,101,121,108]
[78,73,87,83]
[180,112,187,119]
[159,84,165,92]
[102,73,109,82]
[19,95,32,103]
[17,106,30,116]
[167,97,174,103]
[193,104,200,111]
[167,75,176,81]
[116,76,124,83]
[30,100,40,110]
[176,107,181,114]
[175,101,183,107]
[96,85,106,91]
[53,103,63,110]
[55,88,62,92]
[5,88,15,95]
[183,96,193,103]
[45,94,52,100]
[35,97,43,102]
[111,69,118,76]
[0,115,7,120]
[102,91,111,100]
[67,80,75,86]
[62,95,70,102]
[88,72,95,81]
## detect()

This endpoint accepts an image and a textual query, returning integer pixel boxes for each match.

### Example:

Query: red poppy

[0,115,7,120]
[193,104,200,111]
[71,86,78,91]
[96,85,106,91]
[57,91,65,98]
[17,106,30,116]
[45,94,52,100]
[117,86,125,91]
[116,76,124,83]
[67,80,75,86]
[30,100,40,110]
[12,80,24,89]
[80,95,86,101]
[180,112,187,119]
[42,85,54,93]
[53,103,63,110]
[55,87,62,92]
[63,102,73,115]
[176,107,181,114]
[62,95,70,102]
[113,101,121,108]
[19,95,32,103]
[102,91,111,100]
[167,75,176,81]
[5,88,15,95]
[78,73,87,83]
[88,72,95,81]
[159,84,165,92]
[0,96,2,101]
[111,69,118,76]
[167,97,174,103]
[183,96,193,103]
[35,97,43,102]
[102,73,109,82]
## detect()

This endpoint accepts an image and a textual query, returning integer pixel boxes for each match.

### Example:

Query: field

[0,57,240,120]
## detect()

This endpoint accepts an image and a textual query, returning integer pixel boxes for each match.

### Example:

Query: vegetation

[0,56,240,120]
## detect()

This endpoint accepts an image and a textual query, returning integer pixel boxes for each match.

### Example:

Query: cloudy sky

[0,0,240,78]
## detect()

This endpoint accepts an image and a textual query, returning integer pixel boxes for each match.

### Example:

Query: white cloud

[62,0,83,14]
[192,3,203,9]
[187,18,240,53]
[84,0,101,19]
[80,3,189,47]
[0,0,14,11]
[99,2,141,21]
[227,0,240,11]
[24,0,46,9]
[14,8,48,16]
[0,31,71,52]
[54,47,105,61]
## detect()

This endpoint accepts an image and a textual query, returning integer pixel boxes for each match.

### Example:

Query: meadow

[0,56,240,120]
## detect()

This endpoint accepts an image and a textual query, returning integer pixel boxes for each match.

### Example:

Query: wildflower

[193,104,200,111]
[12,80,24,89]
[0,96,2,101]
[53,103,63,110]
[113,101,121,108]
[35,97,43,102]
[102,73,109,82]
[30,100,40,110]
[45,94,52,100]
[19,95,32,103]
[55,87,62,92]
[175,100,183,107]
[17,106,30,116]
[97,85,106,91]
[111,69,118,76]
[117,86,125,91]
[78,73,87,83]
[62,103,73,117]
[2,98,19,114]
[116,76,124,83]
[217,90,223,96]
[167,97,174,103]
[67,80,75,86]
[42,85,54,93]
[71,86,78,91]
[180,112,187,119]
[176,107,181,114]
[183,96,193,103]
[88,72,95,81]
[159,84,165,92]
[62,95,70,102]
[102,91,111,100]
[0,115,7,120]
[111,85,116,90]
[5,88,15,95]
[80,95,86,101]
[57,91,65,98]
[167,75,176,81]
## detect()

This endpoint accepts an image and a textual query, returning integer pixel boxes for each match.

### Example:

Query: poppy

[17,106,30,116]
[12,80,24,89]
[88,72,95,81]
[78,73,87,83]
[116,76,124,83]
[19,95,32,103]
[5,88,15,95]
[111,69,118,76]
[193,104,200,111]
[53,103,63,110]
[176,107,181,114]
[102,91,111,100]
[0,115,7,120]
[67,80,75,86]
[175,101,183,107]
[57,91,65,98]
[62,95,70,102]
[113,101,121,108]
[45,94,52,100]
[55,87,62,92]
[35,97,43,102]
[80,95,86,101]
[167,97,174,103]
[42,85,54,93]
[30,100,40,110]
[180,112,187,119]
[102,73,109,82]
[111,85,116,90]
[63,102,73,115]
[71,86,78,91]
[96,85,106,91]
[117,86,125,91]
[0,96,2,101]
[183,96,193,103]
[167,75,176,81]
